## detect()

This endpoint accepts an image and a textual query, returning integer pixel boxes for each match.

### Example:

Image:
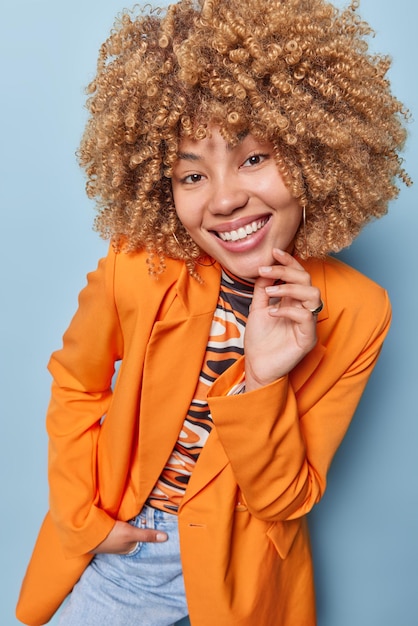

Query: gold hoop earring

[196,256,216,267]
[302,205,308,258]
[172,232,181,248]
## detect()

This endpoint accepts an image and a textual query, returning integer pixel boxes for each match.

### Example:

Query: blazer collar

[137,261,222,504]
[174,259,222,317]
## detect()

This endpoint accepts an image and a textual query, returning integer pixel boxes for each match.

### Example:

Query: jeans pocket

[122,541,143,558]
[120,513,147,558]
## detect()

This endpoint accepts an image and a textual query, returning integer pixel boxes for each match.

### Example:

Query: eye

[181,173,204,184]
[242,153,268,167]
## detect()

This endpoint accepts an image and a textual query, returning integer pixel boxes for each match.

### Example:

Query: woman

[17,0,410,624]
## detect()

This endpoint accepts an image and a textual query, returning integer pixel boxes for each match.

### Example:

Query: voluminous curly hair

[78,0,410,275]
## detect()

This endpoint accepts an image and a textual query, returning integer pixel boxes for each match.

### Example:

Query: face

[171,128,302,280]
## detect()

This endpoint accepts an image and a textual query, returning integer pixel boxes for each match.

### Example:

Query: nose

[207,176,249,215]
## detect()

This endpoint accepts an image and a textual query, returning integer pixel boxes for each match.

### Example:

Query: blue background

[1,1,417,625]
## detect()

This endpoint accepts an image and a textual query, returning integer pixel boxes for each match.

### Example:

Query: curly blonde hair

[78,0,410,275]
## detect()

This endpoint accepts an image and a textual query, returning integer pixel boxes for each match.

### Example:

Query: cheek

[173,201,197,233]
[172,189,187,224]
[271,192,302,241]
[174,203,191,228]
[286,208,303,240]
[173,190,202,230]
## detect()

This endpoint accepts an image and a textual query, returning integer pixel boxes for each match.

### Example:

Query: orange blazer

[16,247,391,626]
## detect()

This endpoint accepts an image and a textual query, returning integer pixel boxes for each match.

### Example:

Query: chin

[222,261,259,281]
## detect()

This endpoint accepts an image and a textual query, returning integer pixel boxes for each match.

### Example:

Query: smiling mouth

[216,217,270,242]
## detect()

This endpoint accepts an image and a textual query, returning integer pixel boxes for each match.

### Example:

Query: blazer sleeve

[46,246,124,557]
[207,280,391,523]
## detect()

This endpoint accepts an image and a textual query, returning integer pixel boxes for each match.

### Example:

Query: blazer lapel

[179,426,229,509]
[136,262,222,503]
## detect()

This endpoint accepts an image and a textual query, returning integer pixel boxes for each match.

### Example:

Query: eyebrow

[177,151,201,161]
[176,131,251,162]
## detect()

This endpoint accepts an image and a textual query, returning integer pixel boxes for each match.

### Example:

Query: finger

[272,248,305,270]
[91,521,168,554]
[268,307,318,346]
[258,249,311,286]
[250,275,278,311]
[259,264,310,287]
[132,527,168,543]
[120,528,168,555]
[265,283,321,310]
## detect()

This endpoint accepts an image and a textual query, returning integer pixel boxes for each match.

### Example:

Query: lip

[209,214,272,252]
[211,214,271,234]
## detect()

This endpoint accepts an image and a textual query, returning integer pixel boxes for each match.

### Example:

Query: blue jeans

[58,505,189,626]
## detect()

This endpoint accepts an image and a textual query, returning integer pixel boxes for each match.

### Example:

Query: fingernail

[273,248,285,256]
[259,266,272,273]
[156,532,168,542]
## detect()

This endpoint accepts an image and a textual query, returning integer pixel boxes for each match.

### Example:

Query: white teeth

[218,218,268,242]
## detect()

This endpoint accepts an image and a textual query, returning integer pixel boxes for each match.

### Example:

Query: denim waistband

[141,503,178,526]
